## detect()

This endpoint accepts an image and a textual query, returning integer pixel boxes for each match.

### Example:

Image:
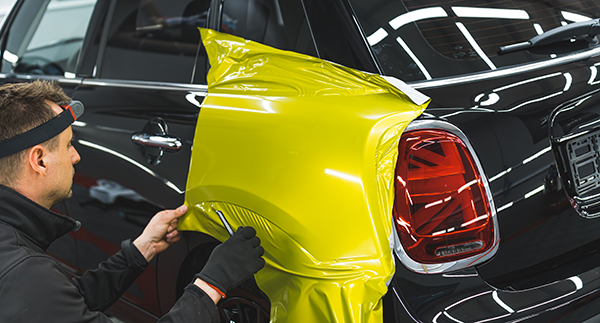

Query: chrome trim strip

[82,78,209,92]
[5,74,83,85]
[408,47,600,90]
[392,119,500,274]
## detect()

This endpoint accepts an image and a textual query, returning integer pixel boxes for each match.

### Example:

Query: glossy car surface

[2,0,600,322]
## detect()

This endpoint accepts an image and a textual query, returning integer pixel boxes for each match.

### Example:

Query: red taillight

[394,129,494,264]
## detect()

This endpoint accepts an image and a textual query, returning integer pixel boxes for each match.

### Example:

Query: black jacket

[0,185,218,322]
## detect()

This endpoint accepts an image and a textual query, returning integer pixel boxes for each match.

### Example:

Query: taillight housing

[393,120,499,273]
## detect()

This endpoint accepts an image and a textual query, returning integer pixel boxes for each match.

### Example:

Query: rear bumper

[387,254,600,323]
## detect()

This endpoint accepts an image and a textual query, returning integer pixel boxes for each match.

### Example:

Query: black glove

[195,226,265,296]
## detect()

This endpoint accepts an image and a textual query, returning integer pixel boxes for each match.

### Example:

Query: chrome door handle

[131,133,182,151]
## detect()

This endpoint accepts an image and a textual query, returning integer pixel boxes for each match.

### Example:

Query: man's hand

[194,226,265,300]
[133,205,187,262]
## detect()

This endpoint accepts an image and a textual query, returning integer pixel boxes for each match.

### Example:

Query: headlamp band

[0,100,84,159]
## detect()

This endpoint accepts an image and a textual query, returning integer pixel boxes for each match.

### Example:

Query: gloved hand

[195,226,265,296]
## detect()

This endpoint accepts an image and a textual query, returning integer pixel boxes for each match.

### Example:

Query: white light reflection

[397,175,406,187]
[389,7,448,30]
[405,189,414,205]
[78,139,184,194]
[568,276,583,290]
[516,289,577,313]
[561,21,568,26]
[550,54,557,58]
[367,28,388,46]
[203,93,277,114]
[72,121,87,127]
[561,11,591,22]
[563,73,573,91]
[202,104,270,114]
[458,179,478,193]
[524,185,544,199]
[493,291,515,313]
[391,287,422,323]
[522,146,551,164]
[260,100,275,113]
[395,218,414,242]
[3,50,17,64]
[589,66,599,85]
[493,72,562,92]
[497,202,513,212]
[396,217,410,230]
[444,312,464,323]
[440,110,467,119]
[489,168,512,182]
[396,37,432,80]
[425,199,444,209]
[579,117,600,129]
[452,7,529,20]
[560,130,589,142]
[64,72,76,79]
[455,22,496,70]
[461,215,488,227]
[325,169,361,184]
[533,23,544,35]
[185,92,205,108]
[432,229,447,236]
[499,91,563,112]
[472,107,495,112]
[479,93,500,106]
[557,95,592,113]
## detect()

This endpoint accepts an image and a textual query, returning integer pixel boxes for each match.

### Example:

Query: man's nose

[72,146,81,165]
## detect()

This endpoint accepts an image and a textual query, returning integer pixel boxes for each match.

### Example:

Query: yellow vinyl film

[179,28,429,322]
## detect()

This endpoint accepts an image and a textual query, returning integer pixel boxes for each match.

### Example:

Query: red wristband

[205,282,226,299]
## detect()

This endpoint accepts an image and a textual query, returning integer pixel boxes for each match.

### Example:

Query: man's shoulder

[0,221,59,280]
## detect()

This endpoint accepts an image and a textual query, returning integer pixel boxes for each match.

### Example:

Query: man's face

[44,101,81,206]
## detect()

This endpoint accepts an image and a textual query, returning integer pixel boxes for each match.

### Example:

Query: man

[0,81,265,322]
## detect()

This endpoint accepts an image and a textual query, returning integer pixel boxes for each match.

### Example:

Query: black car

[2,0,600,322]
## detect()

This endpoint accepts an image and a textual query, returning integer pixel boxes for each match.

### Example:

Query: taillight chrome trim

[392,119,500,274]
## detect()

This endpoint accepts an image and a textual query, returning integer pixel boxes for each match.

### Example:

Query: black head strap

[0,100,84,159]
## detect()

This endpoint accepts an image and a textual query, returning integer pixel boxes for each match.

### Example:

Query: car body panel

[3,0,600,322]
[179,29,428,322]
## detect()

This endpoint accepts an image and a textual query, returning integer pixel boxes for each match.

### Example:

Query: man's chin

[50,189,73,207]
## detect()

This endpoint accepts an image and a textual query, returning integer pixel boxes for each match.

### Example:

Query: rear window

[219,0,317,58]
[349,0,600,82]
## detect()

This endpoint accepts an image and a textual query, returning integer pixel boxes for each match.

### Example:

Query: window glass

[101,0,209,83]
[349,0,600,82]
[1,0,98,76]
[220,0,317,58]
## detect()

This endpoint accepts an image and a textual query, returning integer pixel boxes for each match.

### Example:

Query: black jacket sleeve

[157,283,220,323]
[0,244,219,322]
[71,239,148,311]
[71,240,219,322]
[0,255,115,323]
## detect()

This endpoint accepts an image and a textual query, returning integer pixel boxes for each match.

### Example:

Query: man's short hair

[0,81,71,186]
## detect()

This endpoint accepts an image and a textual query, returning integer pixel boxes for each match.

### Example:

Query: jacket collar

[0,185,78,251]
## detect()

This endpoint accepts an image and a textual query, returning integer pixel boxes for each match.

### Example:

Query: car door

[63,0,210,317]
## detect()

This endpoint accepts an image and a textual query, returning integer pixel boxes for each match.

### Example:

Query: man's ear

[26,145,48,176]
